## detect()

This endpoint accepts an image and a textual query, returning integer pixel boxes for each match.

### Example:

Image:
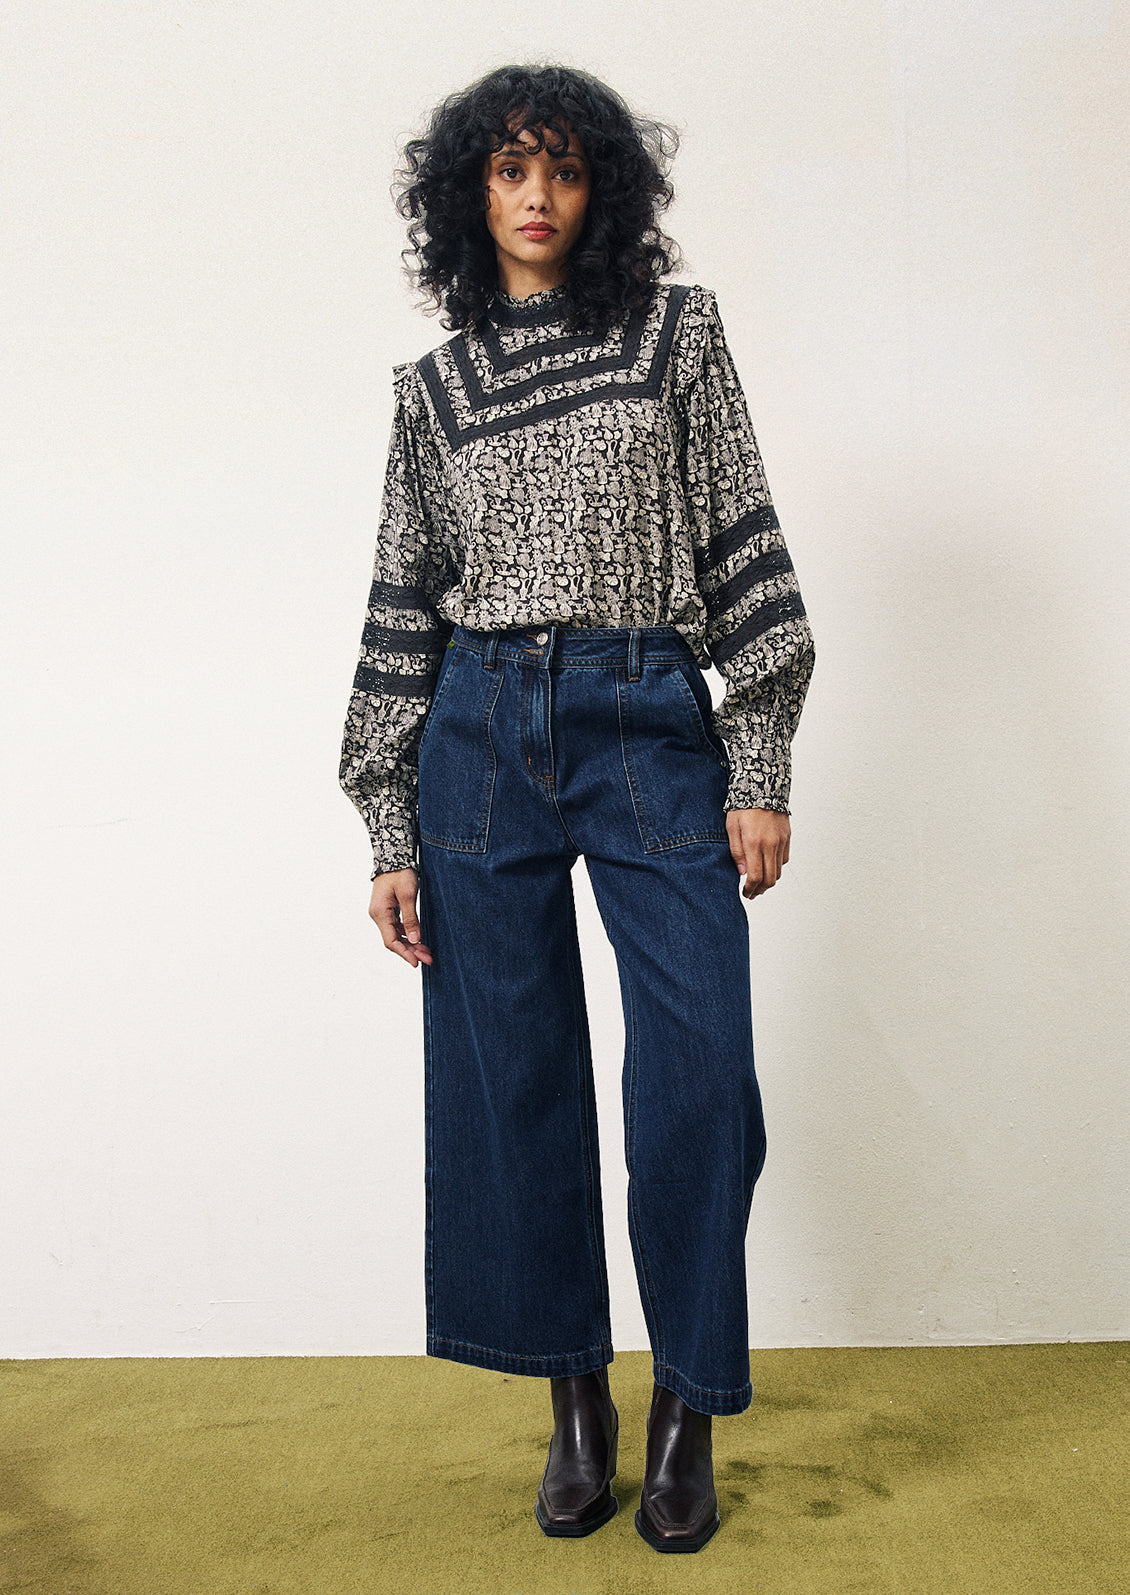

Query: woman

[339,63,814,1553]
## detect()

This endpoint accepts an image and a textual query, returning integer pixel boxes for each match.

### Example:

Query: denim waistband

[449,621,694,674]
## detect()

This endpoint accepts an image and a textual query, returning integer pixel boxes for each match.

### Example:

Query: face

[481,119,591,296]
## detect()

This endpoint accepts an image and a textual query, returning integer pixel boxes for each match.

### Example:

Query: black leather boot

[635,1382,720,1552]
[535,1365,619,1537]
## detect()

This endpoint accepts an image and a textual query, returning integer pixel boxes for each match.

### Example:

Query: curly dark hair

[394,63,684,337]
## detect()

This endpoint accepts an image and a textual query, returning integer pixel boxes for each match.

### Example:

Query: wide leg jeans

[416,622,766,1416]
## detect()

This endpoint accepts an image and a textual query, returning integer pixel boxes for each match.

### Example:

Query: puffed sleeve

[677,288,815,812]
[339,362,457,878]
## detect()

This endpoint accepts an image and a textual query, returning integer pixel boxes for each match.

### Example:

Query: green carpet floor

[2,1343,1126,1594]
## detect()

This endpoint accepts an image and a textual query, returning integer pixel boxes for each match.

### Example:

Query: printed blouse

[340,280,815,878]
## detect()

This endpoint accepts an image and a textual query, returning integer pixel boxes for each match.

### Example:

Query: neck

[495,260,567,300]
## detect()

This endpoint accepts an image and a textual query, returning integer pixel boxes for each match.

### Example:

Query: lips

[520,224,556,237]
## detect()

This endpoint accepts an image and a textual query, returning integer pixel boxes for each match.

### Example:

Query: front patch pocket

[617,662,731,853]
[418,646,504,852]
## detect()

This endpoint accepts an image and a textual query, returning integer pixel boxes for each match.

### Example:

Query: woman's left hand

[726,808,791,900]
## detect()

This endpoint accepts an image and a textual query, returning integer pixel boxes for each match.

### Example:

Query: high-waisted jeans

[416,621,766,1416]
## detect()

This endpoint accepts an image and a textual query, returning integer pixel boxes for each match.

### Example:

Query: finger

[745,842,782,898]
[393,938,434,966]
[765,843,782,890]
[370,894,417,957]
[742,850,765,898]
[368,892,399,941]
[366,875,433,966]
[386,919,435,966]
[397,889,423,946]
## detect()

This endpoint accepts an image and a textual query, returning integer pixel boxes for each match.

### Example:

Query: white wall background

[2,0,1127,1357]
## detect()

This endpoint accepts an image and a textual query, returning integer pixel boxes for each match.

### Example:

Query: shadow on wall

[759,510,1130,1342]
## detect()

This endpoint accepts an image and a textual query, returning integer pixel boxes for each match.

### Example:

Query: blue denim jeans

[416,622,766,1416]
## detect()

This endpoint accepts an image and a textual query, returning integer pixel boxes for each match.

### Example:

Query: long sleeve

[678,291,814,812]
[339,363,456,878]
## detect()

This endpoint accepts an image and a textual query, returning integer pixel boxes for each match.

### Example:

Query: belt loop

[628,626,641,682]
[483,632,498,669]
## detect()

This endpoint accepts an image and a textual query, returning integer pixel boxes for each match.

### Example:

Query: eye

[497,164,522,179]
[555,167,581,182]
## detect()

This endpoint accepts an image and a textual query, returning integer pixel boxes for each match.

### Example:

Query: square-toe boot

[635,1382,721,1552]
[535,1366,619,1537]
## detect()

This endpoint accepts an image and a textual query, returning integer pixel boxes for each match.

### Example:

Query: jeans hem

[428,1334,614,1379]
[654,1359,753,1416]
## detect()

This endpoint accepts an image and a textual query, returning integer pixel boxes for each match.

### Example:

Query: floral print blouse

[340,280,815,878]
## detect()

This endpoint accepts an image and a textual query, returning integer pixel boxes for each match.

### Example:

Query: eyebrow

[490,145,588,163]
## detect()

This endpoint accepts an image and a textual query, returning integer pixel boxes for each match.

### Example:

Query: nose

[525,174,551,211]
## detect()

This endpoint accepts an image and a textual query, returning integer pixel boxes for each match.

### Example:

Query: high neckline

[494,282,566,309]
[488,282,568,328]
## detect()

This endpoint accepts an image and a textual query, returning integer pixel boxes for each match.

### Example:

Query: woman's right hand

[368,868,434,967]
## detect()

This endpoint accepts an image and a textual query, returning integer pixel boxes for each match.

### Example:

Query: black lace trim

[353,662,441,696]
[487,284,568,328]
[709,592,808,669]
[452,307,648,410]
[362,620,452,653]
[420,285,691,450]
[696,504,782,580]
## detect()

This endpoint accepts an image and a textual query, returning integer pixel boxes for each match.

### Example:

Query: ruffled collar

[487,281,568,328]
